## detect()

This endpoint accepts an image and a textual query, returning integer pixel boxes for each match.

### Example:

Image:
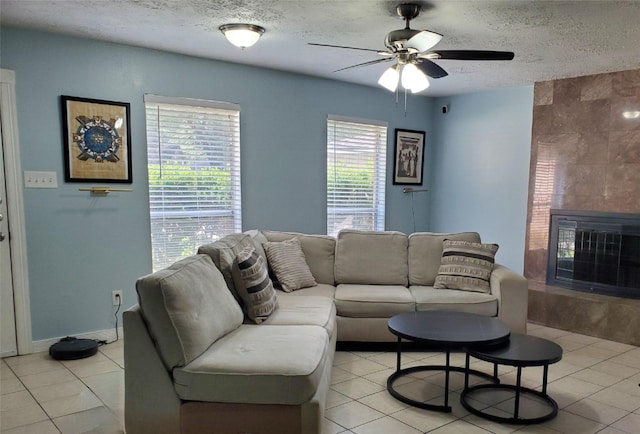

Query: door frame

[1,68,32,354]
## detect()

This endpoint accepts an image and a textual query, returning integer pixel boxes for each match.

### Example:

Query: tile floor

[1,324,640,433]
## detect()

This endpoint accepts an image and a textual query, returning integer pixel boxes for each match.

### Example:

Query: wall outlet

[112,290,123,306]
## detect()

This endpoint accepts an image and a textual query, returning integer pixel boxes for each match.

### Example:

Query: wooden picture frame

[393,128,425,185]
[61,95,132,183]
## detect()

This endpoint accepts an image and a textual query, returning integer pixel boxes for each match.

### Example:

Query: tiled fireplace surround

[525,69,640,346]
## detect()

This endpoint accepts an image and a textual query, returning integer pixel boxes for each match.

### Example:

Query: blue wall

[429,87,534,273]
[1,27,434,341]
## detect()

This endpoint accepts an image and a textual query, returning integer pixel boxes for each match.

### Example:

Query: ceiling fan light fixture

[410,73,430,93]
[308,2,515,98]
[378,65,400,91]
[401,63,430,93]
[219,23,265,48]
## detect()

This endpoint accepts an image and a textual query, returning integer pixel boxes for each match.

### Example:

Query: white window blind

[145,95,241,271]
[327,116,387,237]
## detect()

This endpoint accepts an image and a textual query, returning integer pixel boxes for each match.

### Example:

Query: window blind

[327,116,387,237]
[145,96,241,271]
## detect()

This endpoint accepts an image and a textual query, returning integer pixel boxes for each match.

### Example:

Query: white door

[0,123,18,357]
[0,68,30,357]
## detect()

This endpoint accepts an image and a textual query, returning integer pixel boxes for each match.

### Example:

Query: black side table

[461,333,563,424]
[387,311,510,412]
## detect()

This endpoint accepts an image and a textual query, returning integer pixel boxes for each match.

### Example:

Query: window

[327,115,387,237]
[145,95,241,271]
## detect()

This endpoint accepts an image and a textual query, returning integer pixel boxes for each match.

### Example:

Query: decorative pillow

[198,233,257,305]
[433,240,499,293]
[264,238,317,292]
[234,247,278,324]
[261,230,336,284]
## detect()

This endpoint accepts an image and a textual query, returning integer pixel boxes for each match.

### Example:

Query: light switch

[24,171,58,188]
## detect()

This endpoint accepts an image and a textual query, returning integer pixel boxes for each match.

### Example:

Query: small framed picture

[393,128,425,185]
[61,95,132,183]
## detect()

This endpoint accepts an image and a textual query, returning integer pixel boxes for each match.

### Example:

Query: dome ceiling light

[219,24,265,49]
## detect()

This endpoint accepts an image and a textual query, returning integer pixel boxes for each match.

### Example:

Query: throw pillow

[264,238,317,292]
[433,239,499,293]
[235,247,278,324]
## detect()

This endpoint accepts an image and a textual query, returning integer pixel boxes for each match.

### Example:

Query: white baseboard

[30,326,124,354]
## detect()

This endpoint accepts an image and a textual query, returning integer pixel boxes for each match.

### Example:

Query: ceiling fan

[309,2,514,93]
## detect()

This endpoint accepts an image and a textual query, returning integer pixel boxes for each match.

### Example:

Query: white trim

[143,94,240,111]
[327,114,388,127]
[31,326,124,354]
[0,69,33,355]
[0,349,17,358]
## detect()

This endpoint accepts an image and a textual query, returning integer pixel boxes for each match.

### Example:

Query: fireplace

[547,210,640,299]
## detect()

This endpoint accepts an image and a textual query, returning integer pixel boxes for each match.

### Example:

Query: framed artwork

[61,95,132,183]
[393,128,425,185]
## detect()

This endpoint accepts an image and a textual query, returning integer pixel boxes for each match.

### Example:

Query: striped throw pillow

[264,238,317,292]
[433,240,499,293]
[235,247,278,323]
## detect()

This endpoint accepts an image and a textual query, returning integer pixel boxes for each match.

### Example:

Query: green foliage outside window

[327,161,376,206]
[148,163,232,209]
[149,162,234,270]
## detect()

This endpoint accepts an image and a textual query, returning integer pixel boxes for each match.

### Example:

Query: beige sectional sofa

[124,230,528,434]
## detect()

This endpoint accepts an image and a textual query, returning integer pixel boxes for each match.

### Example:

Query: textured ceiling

[3,0,640,96]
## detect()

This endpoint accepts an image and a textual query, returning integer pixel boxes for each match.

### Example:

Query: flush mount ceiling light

[219,23,265,49]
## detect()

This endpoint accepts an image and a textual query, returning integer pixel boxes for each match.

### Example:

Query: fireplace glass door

[548,211,640,299]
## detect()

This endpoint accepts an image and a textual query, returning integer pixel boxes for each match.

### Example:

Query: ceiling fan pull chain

[404,88,408,116]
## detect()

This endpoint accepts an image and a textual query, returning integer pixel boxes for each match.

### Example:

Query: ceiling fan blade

[405,30,443,53]
[416,59,448,79]
[333,57,394,73]
[427,50,515,61]
[308,43,382,53]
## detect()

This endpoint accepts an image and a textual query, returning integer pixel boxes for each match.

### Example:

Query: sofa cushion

[173,325,329,405]
[434,240,499,293]
[264,238,317,292]
[198,234,256,304]
[234,247,278,324]
[260,295,336,337]
[334,284,415,317]
[274,283,336,299]
[262,230,336,285]
[136,254,243,369]
[410,286,498,316]
[408,232,481,286]
[335,230,408,285]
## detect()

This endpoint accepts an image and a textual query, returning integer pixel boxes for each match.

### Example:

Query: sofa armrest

[124,305,181,434]
[490,264,528,334]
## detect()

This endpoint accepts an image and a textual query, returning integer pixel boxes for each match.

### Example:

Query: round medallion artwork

[72,115,122,162]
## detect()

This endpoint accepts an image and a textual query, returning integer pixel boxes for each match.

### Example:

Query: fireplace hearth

[547,210,640,299]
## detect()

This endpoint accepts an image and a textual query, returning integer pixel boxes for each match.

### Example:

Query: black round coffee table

[461,333,563,424]
[387,311,510,412]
